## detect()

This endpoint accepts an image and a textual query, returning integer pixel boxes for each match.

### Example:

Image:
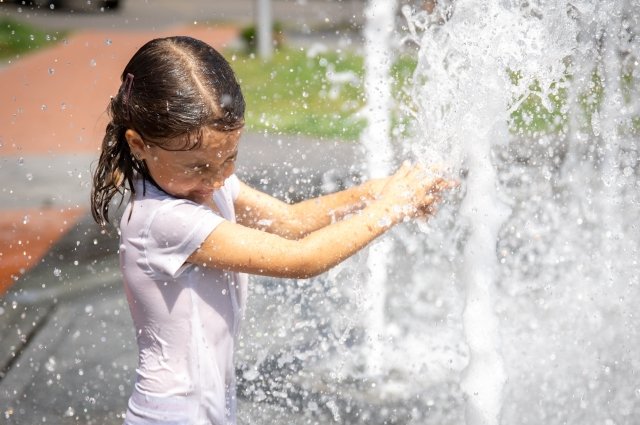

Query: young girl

[91,36,451,425]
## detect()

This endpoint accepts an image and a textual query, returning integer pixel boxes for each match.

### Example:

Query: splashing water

[239,1,639,423]
[398,0,640,423]
[404,1,580,422]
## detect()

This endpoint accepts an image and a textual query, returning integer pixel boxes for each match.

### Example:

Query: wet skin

[125,127,241,205]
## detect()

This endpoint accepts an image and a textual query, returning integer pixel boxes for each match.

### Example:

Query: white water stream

[361,0,397,376]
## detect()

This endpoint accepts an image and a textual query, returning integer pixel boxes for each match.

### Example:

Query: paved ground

[0,1,366,423]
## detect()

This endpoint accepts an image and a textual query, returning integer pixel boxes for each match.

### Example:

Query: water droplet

[22,215,29,225]
[63,406,74,417]
[26,173,33,181]
[85,304,94,314]
[89,59,97,67]
[41,104,47,111]
[48,68,55,75]
[29,34,35,41]
[18,157,24,166]
[53,268,61,277]
[105,38,112,45]
[60,102,67,110]
[45,356,57,372]
[377,216,392,228]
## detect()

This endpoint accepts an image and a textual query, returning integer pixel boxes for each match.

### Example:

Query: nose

[203,173,225,191]
[205,179,221,191]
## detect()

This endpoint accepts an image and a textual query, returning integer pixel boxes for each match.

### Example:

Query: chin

[190,191,213,202]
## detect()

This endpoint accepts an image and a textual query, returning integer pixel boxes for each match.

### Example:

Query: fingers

[427,174,459,193]
[381,161,458,220]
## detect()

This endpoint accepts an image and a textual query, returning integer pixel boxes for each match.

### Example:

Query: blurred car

[25,0,120,10]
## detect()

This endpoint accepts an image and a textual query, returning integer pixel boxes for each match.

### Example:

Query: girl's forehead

[155,127,241,153]
[201,127,241,147]
[155,128,240,162]
[199,128,241,152]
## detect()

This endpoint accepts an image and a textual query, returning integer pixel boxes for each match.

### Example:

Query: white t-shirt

[119,175,248,425]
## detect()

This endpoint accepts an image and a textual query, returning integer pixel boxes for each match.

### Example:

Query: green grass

[228,47,420,141]
[228,47,367,140]
[499,69,640,137]
[0,18,66,60]
[509,78,569,136]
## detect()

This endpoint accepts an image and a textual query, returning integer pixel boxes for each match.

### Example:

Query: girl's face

[129,127,241,204]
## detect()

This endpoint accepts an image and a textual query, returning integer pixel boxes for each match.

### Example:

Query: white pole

[361,0,396,376]
[256,0,273,60]
[362,0,395,179]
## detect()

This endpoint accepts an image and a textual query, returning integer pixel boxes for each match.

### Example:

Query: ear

[125,129,147,160]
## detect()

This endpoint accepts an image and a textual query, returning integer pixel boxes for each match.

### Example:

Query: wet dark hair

[90,36,245,226]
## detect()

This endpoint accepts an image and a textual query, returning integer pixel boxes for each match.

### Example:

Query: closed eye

[224,151,238,163]
[184,163,210,174]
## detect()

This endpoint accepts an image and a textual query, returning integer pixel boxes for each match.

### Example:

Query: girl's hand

[362,176,392,200]
[378,162,455,222]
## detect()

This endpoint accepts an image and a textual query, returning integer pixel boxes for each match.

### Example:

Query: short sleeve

[144,200,225,277]
[225,174,241,201]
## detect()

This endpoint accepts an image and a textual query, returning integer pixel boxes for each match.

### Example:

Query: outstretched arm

[189,163,453,279]
[235,177,388,239]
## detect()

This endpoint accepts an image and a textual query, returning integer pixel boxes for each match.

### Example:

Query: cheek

[222,162,235,177]
[205,165,232,184]
[158,170,200,192]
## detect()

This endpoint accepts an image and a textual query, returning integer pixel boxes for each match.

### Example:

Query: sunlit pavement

[0,2,364,422]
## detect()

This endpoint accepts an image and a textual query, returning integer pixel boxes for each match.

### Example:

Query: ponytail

[90,122,145,227]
